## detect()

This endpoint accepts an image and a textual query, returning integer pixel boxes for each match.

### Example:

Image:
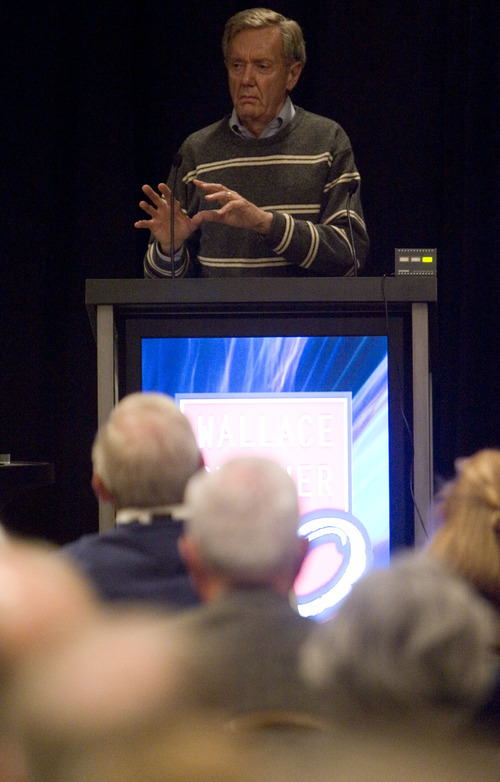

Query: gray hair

[222,8,306,66]
[181,456,301,583]
[91,393,202,509]
[301,551,498,717]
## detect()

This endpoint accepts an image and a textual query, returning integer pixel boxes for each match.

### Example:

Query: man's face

[226,26,302,138]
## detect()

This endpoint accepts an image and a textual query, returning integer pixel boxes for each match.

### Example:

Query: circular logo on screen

[294,509,372,622]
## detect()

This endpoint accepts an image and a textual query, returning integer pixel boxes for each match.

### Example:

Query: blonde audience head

[428,448,500,610]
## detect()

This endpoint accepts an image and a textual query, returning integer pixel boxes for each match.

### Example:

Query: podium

[86,277,436,544]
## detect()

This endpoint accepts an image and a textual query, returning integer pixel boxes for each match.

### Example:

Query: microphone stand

[169,153,182,279]
[346,179,359,276]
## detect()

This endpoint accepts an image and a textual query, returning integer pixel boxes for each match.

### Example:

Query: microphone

[346,178,359,276]
[169,153,183,279]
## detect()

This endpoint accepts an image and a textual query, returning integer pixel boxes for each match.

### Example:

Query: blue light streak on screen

[143,336,386,398]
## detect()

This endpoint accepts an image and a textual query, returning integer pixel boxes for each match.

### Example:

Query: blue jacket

[62,516,199,609]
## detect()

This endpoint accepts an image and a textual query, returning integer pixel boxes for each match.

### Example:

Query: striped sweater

[144,106,369,278]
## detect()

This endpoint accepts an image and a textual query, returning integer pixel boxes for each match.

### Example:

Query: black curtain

[1,0,497,543]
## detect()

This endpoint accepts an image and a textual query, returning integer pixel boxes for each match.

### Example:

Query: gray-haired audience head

[91,392,202,510]
[180,456,306,592]
[301,551,498,722]
[222,7,306,67]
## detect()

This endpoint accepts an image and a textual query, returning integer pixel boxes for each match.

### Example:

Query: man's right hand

[134,183,196,254]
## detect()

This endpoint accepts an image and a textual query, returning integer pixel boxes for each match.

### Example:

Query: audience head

[0,538,97,677]
[0,538,99,781]
[6,607,186,732]
[91,392,203,510]
[428,448,500,610]
[179,456,307,598]
[301,551,498,723]
[3,606,241,782]
[222,8,306,67]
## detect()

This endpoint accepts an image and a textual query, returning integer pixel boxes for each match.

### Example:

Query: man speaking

[135,7,369,278]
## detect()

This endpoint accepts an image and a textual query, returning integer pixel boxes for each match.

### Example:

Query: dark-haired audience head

[301,551,498,725]
[428,448,500,614]
[179,456,308,601]
[91,392,203,510]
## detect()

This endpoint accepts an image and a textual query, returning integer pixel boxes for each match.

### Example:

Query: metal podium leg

[411,302,433,547]
[96,304,117,532]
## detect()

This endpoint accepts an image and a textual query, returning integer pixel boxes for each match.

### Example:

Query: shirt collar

[115,505,181,525]
[230,96,295,139]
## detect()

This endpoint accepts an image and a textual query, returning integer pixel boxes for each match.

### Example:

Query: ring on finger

[226,191,233,202]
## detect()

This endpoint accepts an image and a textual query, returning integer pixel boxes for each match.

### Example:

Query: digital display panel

[141,334,390,622]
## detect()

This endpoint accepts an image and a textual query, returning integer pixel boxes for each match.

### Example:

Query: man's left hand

[192,180,273,235]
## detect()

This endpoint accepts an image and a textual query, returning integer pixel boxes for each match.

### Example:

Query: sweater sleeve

[143,237,196,278]
[142,151,201,278]
[262,144,369,277]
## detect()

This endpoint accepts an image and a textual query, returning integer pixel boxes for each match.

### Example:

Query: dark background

[1,1,498,544]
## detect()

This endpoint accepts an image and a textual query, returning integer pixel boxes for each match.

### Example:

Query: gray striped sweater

[144,106,369,278]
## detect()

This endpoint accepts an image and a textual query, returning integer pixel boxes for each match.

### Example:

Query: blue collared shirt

[229,96,295,139]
